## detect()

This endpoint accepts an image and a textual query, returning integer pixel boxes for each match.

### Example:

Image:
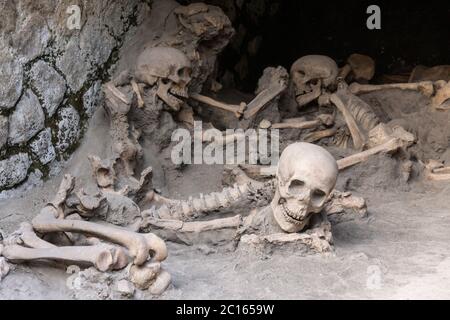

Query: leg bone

[32,211,167,264]
[349,81,434,97]
[2,244,127,272]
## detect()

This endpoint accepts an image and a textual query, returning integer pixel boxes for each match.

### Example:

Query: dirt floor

[1,88,450,300]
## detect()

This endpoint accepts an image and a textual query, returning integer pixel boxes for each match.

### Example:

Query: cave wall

[179,0,450,92]
[0,0,150,191]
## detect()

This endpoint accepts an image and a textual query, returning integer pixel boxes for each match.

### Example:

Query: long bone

[349,81,435,97]
[239,136,410,177]
[141,215,242,234]
[5,222,55,249]
[190,93,246,118]
[32,208,167,265]
[1,244,126,272]
[304,128,337,143]
[336,137,406,170]
[243,82,287,119]
[271,119,321,130]
[270,113,334,130]
[330,92,367,150]
[4,222,128,270]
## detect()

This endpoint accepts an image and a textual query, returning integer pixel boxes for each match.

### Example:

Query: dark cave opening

[178,0,450,93]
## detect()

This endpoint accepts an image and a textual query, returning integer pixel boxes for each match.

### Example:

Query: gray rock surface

[0,0,147,192]
[0,116,8,150]
[83,81,103,118]
[30,128,56,165]
[30,61,66,117]
[0,153,31,189]
[56,106,80,153]
[0,47,23,110]
[8,90,45,145]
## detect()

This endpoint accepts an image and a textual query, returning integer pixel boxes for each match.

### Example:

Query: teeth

[281,203,308,225]
[170,87,188,98]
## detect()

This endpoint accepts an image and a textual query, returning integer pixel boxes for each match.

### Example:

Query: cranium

[290,55,339,108]
[135,47,192,111]
[271,143,338,233]
[432,81,450,110]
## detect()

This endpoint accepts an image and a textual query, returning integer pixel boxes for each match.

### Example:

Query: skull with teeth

[271,143,338,233]
[135,46,192,111]
[290,55,339,108]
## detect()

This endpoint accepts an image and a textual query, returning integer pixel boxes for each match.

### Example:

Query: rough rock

[0,0,149,192]
[56,106,80,153]
[0,47,23,109]
[30,128,56,165]
[0,116,8,150]
[83,81,103,118]
[8,90,45,145]
[30,61,66,117]
[56,21,116,92]
[12,13,51,63]
[0,153,31,189]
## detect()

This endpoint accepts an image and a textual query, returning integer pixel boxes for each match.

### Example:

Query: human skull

[135,46,192,111]
[290,55,338,108]
[432,80,450,110]
[271,143,338,233]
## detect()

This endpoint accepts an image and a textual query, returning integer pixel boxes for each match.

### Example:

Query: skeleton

[0,170,171,295]
[113,46,193,112]
[290,55,381,150]
[140,143,365,253]
[291,55,339,108]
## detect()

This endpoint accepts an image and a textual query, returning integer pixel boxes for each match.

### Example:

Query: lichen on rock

[8,90,45,145]
[0,153,31,189]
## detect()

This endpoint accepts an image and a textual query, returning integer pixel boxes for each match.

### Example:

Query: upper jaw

[281,202,309,225]
[272,203,310,233]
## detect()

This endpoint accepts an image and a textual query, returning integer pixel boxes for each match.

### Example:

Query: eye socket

[178,68,191,77]
[161,78,170,85]
[311,189,327,207]
[288,179,305,195]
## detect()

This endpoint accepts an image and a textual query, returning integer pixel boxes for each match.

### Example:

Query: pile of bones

[1,2,450,298]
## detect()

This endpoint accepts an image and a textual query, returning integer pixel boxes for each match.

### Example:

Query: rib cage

[336,90,380,131]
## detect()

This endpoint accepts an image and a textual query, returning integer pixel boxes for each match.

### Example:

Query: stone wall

[0,0,149,191]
